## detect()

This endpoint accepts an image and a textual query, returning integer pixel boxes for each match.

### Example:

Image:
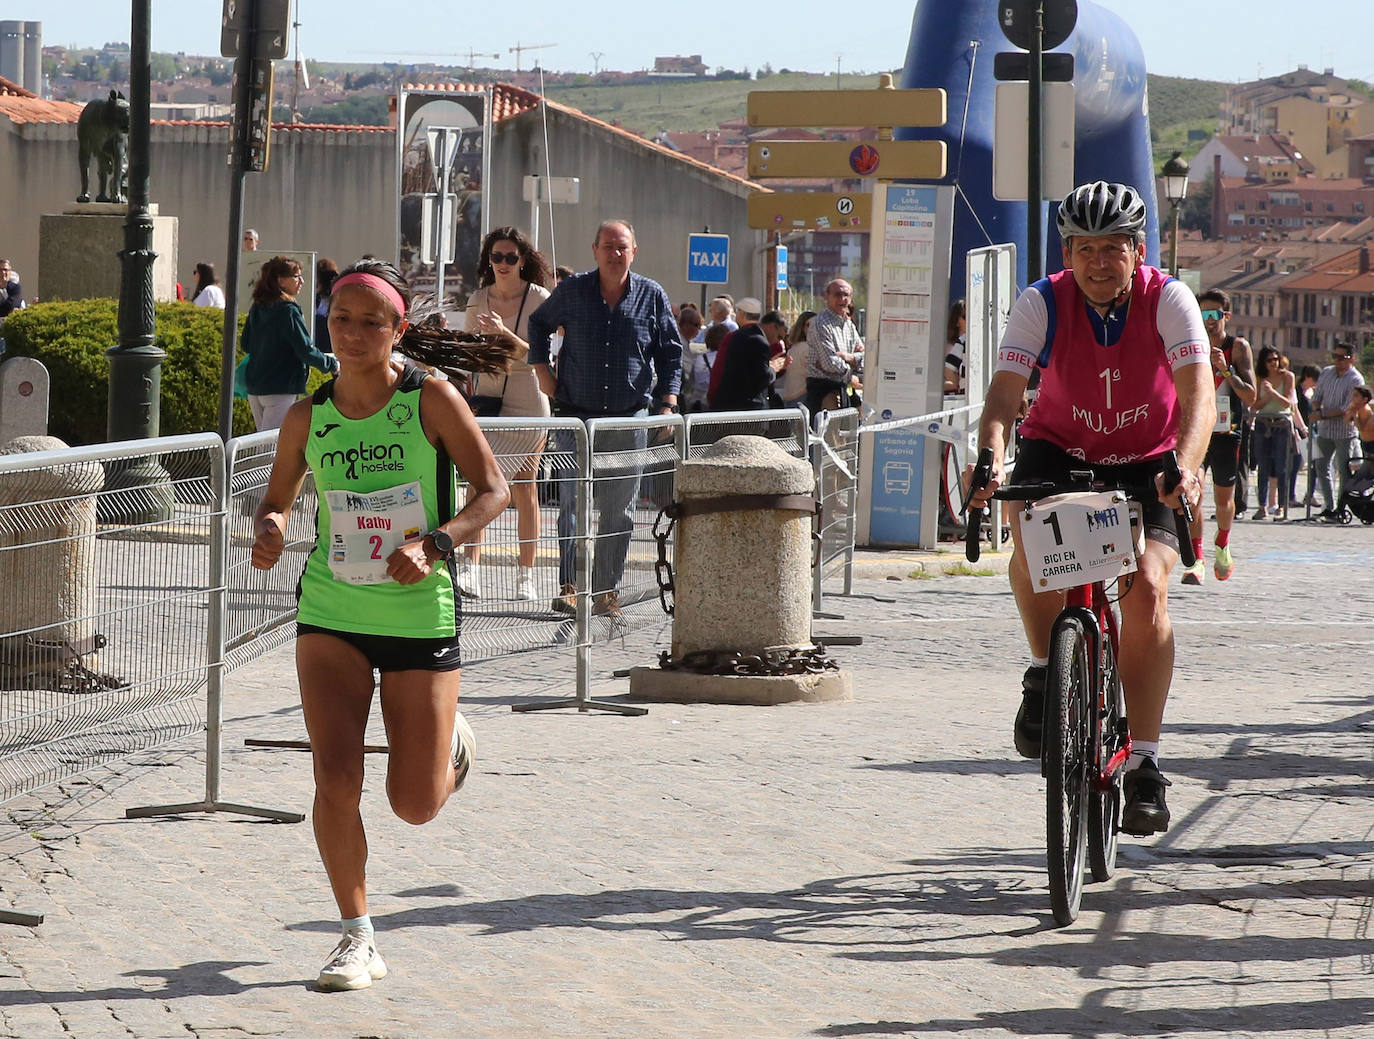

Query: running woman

[252,258,510,990]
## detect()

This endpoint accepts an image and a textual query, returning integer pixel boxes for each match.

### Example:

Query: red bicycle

[966,448,1194,924]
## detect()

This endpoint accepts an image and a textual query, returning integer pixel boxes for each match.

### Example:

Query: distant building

[1213,175,1374,242]
[652,56,708,77]
[1188,133,1315,185]
[1280,245,1374,353]
[1221,66,1374,179]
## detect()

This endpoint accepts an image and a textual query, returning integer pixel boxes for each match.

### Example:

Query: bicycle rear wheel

[1045,617,1092,925]
[1088,634,1124,883]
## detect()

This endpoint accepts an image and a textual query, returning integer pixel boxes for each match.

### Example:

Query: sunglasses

[489,251,521,267]
[1199,308,1224,321]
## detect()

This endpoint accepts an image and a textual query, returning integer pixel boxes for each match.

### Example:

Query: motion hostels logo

[319,442,406,480]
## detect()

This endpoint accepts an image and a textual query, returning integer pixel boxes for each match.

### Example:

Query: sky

[32,0,1372,86]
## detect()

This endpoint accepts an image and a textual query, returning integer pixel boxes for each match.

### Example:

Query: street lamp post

[1161,150,1190,278]
[103,0,172,523]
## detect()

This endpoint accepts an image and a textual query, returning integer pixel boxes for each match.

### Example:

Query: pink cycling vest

[1018,264,1179,465]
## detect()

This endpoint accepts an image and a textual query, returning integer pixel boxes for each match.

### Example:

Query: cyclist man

[1180,289,1255,584]
[969,181,1213,836]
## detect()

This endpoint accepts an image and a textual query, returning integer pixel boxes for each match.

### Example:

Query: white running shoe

[317,929,387,991]
[450,710,476,791]
[515,567,535,601]
[456,558,481,598]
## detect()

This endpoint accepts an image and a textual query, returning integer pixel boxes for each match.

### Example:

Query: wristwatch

[427,528,455,559]
[662,403,680,413]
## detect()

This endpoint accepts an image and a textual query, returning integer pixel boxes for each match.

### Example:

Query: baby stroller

[1333,456,1374,524]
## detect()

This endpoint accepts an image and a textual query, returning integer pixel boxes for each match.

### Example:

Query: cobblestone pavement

[1,518,1370,1039]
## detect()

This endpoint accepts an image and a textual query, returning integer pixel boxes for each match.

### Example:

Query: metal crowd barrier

[0,408,863,914]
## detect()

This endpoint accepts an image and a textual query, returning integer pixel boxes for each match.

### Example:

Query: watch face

[431,529,455,555]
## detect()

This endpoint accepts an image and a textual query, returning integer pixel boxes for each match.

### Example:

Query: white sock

[1030,655,1049,668]
[341,914,373,937]
[1128,741,1159,771]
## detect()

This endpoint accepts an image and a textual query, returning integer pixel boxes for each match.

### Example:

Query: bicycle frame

[1053,580,1132,793]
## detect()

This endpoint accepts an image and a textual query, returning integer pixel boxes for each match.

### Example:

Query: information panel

[859,183,956,548]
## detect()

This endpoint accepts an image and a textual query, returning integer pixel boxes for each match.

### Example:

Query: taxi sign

[686,232,730,284]
[748,140,946,180]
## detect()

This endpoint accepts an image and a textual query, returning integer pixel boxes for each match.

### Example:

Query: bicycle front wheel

[1045,616,1092,925]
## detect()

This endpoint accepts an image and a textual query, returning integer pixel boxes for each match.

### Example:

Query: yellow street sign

[747,140,946,180]
[748,192,873,231]
[748,89,947,129]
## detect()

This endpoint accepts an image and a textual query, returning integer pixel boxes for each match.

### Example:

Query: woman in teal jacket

[242,254,339,429]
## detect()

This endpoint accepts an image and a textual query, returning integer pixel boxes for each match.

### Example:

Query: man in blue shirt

[527,219,682,617]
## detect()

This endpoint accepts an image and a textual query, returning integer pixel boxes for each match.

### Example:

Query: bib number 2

[324,480,429,585]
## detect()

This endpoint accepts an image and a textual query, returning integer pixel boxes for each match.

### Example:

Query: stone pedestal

[38,204,178,303]
[0,435,105,675]
[630,435,852,706]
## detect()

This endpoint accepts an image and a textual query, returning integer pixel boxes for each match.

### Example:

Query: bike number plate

[1019,490,1140,593]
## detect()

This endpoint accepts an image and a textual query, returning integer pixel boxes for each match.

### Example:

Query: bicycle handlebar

[963,448,1198,568]
[1160,450,1196,568]
[965,447,994,562]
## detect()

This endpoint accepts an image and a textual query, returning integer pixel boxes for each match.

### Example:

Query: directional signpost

[748,191,872,232]
[996,0,1079,282]
[744,76,954,548]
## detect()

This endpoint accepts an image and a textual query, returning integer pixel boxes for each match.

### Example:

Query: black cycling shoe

[1013,665,1047,759]
[1121,758,1173,836]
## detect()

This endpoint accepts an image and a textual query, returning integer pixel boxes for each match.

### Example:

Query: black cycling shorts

[297,623,462,673]
[1202,431,1241,487]
[1010,438,1181,555]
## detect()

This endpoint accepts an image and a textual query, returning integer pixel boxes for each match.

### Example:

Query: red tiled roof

[0,74,36,98]
[0,74,83,124]
[400,81,543,123]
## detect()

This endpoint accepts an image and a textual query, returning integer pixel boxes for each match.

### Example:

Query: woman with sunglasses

[1251,345,1297,519]
[241,254,339,430]
[458,227,552,601]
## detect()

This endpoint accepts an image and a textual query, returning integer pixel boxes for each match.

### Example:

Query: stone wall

[2,107,765,309]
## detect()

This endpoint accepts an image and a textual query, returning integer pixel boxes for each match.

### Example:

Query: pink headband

[331,272,407,318]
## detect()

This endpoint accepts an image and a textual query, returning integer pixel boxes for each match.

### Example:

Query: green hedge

[2,299,259,447]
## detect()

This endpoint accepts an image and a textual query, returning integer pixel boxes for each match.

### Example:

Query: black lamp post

[103,0,172,523]
[1162,150,1190,278]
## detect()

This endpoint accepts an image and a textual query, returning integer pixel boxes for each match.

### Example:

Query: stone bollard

[0,435,106,683]
[0,356,50,444]
[630,435,851,705]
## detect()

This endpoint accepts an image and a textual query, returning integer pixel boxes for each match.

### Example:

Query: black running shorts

[297,623,462,673]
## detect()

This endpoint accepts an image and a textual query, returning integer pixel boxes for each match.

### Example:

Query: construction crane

[508,42,555,73]
[348,48,501,69]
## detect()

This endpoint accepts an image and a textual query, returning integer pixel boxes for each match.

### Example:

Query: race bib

[1018,490,1142,593]
[323,481,429,585]
[1213,381,1232,433]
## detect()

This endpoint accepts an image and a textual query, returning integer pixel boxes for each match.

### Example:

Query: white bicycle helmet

[1056,181,1147,241]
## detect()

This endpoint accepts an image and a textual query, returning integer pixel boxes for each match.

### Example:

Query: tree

[150,53,178,81]
[1178,170,1214,238]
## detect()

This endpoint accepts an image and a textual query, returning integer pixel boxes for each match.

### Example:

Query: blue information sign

[776,244,788,291]
[686,233,731,284]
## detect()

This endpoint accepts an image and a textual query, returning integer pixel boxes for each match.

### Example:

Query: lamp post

[1162,150,1190,278]
[103,0,172,523]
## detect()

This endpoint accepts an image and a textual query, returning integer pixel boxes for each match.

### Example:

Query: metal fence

[0,434,221,812]
[0,408,857,828]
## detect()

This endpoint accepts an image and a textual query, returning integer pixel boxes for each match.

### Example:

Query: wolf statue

[76,90,130,204]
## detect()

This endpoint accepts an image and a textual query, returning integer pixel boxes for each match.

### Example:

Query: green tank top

[296,366,459,638]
